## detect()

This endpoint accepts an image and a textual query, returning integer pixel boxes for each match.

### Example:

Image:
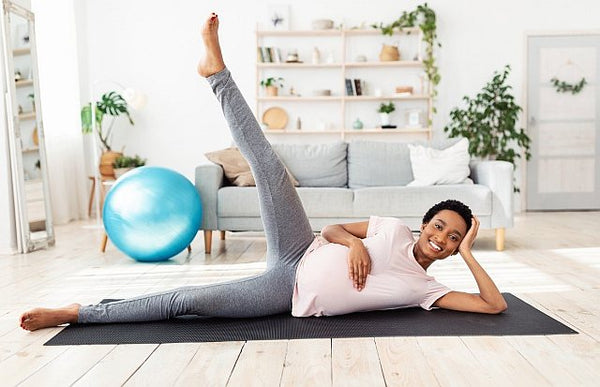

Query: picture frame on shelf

[266,4,289,31]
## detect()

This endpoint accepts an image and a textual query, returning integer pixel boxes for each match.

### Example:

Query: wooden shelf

[13,47,31,56]
[259,95,429,102]
[257,30,342,37]
[344,127,431,134]
[344,27,420,36]
[256,27,421,37]
[18,112,36,120]
[345,61,423,67]
[258,96,343,102]
[264,128,431,134]
[264,130,342,134]
[257,61,422,68]
[257,63,342,68]
[16,79,33,87]
[345,95,430,101]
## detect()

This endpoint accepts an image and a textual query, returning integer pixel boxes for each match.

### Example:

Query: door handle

[529,116,536,127]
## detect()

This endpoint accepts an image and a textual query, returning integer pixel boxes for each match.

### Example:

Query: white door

[527,35,600,210]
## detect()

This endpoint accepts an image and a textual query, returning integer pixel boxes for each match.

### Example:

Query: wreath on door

[550,60,587,95]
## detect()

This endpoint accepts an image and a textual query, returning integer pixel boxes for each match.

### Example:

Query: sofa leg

[495,228,505,251]
[220,230,226,240]
[204,230,213,254]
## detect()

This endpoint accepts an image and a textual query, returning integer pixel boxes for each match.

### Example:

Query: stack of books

[345,78,365,96]
[257,47,282,63]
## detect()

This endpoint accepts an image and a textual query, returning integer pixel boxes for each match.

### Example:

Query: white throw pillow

[407,138,471,186]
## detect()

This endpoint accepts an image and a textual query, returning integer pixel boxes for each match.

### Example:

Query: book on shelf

[345,79,354,96]
[257,47,282,63]
[273,47,282,63]
[353,79,362,96]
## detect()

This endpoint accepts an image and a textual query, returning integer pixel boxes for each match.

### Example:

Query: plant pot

[99,151,122,179]
[114,167,134,179]
[266,86,278,96]
[379,113,390,126]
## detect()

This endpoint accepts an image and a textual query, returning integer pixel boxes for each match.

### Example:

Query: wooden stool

[88,175,115,217]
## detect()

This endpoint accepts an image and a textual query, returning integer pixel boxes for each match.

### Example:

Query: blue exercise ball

[103,166,202,262]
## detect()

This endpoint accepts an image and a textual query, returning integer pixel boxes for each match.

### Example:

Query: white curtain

[32,0,88,224]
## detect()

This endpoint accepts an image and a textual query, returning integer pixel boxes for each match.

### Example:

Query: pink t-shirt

[292,216,452,317]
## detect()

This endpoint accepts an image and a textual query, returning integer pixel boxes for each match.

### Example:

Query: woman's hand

[458,215,479,256]
[347,240,371,291]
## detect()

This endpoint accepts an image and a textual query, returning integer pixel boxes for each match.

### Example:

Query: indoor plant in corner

[444,65,531,191]
[113,154,146,179]
[81,91,135,179]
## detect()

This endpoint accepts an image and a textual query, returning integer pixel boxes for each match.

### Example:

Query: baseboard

[0,242,17,255]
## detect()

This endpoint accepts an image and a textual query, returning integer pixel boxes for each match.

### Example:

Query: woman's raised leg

[199,14,314,268]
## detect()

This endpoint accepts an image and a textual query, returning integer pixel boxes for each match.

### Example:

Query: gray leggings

[78,68,315,323]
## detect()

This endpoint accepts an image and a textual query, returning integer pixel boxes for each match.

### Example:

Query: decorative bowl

[312,89,331,96]
[311,19,334,30]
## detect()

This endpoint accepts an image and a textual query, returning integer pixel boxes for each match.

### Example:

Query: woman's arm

[321,221,370,291]
[433,216,507,314]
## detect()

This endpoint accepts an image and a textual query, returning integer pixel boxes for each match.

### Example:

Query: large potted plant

[81,91,135,179]
[444,65,531,191]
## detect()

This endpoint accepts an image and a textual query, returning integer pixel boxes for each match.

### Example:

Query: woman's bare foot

[197,13,225,77]
[19,303,80,331]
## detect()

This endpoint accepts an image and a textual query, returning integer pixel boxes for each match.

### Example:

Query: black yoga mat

[44,293,576,346]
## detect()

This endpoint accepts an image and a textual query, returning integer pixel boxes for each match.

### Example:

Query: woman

[20,13,506,332]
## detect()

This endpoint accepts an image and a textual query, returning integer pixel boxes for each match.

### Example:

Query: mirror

[1,1,54,252]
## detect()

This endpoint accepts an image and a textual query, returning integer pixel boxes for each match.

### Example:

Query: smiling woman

[318,199,507,316]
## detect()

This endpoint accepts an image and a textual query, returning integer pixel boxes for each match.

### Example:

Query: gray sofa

[195,140,513,253]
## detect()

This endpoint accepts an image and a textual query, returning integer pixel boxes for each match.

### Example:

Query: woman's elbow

[488,301,508,314]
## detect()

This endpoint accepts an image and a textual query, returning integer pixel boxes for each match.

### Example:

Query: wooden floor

[1,211,599,386]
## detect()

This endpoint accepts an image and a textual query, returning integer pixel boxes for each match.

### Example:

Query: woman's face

[416,210,468,260]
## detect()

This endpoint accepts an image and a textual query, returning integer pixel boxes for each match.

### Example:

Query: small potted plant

[260,77,285,97]
[378,101,395,126]
[113,154,146,179]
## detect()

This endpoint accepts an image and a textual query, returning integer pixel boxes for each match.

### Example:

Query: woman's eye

[435,224,442,230]
[450,236,458,241]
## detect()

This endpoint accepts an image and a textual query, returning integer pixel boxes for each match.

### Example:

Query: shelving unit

[255,27,432,140]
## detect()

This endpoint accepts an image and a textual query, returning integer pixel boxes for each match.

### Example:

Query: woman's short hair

[422,200,472,232]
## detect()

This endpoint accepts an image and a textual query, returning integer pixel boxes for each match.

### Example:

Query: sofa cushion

[347,141,414,188]
[218,187,354,217]
[205,147,299,187]
[407,138,471,186]
[272,142,347,187]
[352,184,492,218]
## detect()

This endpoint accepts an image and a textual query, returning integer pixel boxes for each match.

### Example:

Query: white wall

[32,0,88,223]
[76,0,600,208]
